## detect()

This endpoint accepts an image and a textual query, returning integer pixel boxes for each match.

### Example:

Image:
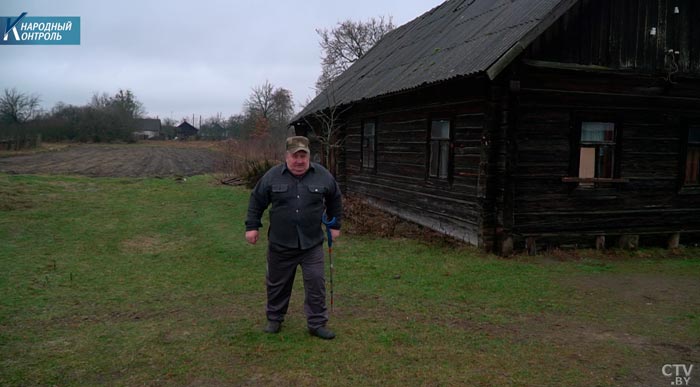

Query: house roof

[177,121,198,131]
[135,118,161,132]
[294,0,578,122]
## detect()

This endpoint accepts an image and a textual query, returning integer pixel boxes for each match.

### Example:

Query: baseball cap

[286,136,310,153]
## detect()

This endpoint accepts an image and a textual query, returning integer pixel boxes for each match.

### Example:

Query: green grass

[1,173,699,386]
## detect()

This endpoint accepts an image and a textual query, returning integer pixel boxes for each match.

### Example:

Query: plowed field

[0,143,220,177]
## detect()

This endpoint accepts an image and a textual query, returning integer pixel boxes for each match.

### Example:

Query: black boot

[309,326,335,340]
[264,320,281,334]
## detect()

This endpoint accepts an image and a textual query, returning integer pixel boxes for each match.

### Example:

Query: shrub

[240,159,277,188]
[215,138,283,187]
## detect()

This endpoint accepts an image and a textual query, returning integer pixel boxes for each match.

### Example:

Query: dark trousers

[266,243,328,329]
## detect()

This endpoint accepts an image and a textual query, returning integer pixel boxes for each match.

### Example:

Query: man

[245,136,342,340]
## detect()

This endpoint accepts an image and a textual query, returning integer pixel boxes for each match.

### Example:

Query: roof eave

[486,0,581,80]
[291,72,488,125]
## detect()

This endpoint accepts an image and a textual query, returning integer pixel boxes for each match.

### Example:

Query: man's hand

[245,230,259,245]
[330,229,340,241]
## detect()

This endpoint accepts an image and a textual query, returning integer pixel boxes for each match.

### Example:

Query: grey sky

[2,1,442,123]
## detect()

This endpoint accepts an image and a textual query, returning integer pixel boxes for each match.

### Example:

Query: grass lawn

[1,173,698,386]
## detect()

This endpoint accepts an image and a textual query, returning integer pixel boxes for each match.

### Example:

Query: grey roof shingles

[135,118,161,132]
[295,0,577,121]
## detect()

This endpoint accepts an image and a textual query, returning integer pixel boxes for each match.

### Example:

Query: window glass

[429,141,440,177]
[431,120,450,139]
[362,121,376,169]
[689,126,700,143]
[429,119,451,179]
[439,142,450,178]
[581,122,615,143]
[578,121,616,184]
[685,149,699,185]
[363,122,375,137]
[597,146,615,178]
[685,126,700,185]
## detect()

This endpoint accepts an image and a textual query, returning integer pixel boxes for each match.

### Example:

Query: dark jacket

[245,162,342,250]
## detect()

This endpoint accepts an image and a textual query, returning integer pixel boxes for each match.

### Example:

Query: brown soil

[0,142,220,177]
[343,194,463,246]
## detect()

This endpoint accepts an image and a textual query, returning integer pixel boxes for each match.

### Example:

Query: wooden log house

[292,0,700,255]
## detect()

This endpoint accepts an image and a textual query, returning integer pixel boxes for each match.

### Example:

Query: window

[429,119,451,179]
[578,121,616,186]
[361,120,376,170]
[684,126,700,185]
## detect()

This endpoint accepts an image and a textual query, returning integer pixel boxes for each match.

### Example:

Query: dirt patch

[566,273,700,309]
[0,143,220,178]
[343,194,463,246]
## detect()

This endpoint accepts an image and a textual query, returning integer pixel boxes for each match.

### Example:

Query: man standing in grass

[245,136,342,340]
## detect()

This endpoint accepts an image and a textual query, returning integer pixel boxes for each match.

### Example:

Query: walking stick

[322,213,337,311]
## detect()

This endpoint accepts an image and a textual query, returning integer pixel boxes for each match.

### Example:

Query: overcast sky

[2,1,443,123]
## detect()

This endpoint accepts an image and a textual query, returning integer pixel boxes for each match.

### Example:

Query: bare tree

[271,88,294,125]
[163,117,178,127]
[244,81,294,143]
[303,84,350,176]
[244,81,275,119]
[112,89,145,119]
[90,89,144,118]
[0,88,41,124]
[315,16,395,93]
[89,92,112,110]
[270,87,294,141]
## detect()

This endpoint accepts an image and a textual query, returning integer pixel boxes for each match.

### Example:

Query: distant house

[133,118,162,140]
[177,121,199,139]
[292,0,700,255]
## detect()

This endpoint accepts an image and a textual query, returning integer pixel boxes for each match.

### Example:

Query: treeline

[0,80,295,150]
[0,88,144,148]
